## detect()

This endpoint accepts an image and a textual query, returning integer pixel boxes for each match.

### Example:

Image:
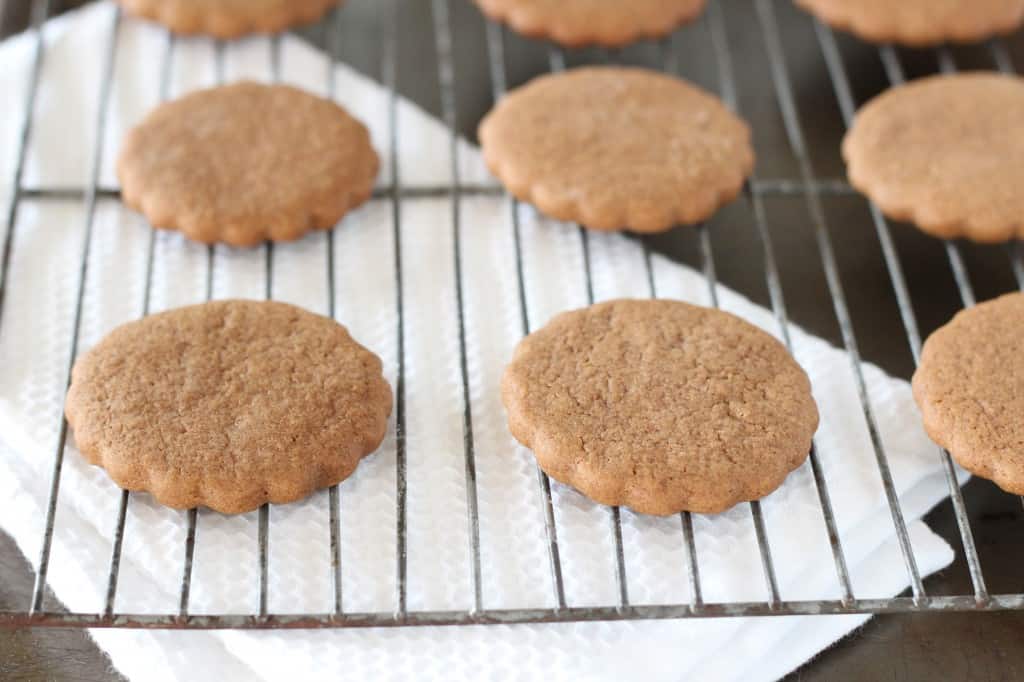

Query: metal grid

[1,0,1023,630]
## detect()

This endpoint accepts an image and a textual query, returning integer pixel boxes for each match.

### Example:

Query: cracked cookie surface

[501,299,818,515]
[65,300,393,514]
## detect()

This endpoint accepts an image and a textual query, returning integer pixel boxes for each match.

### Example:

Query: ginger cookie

[795,0,1024,47]
[501,299,819,515]
[115,0,343,39]
[65,300,393,514]
[478,67,754,233]
[843,73,1024,243]
[913,292,1024,496]
[472,0,706,47]
[118,81,379,247]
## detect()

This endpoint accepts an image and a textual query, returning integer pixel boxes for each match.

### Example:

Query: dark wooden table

[3,1,1024,680]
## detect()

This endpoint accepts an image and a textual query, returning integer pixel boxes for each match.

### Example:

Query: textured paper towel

[0,3,959,681]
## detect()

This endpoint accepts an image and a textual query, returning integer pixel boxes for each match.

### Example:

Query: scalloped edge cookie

[115,0,344,39]
[118,81,379,247]
[65,300,393,514]
[501,299,818,515]
[479,66,755,234]
[913,292,1024,496]
[473,0,707,47]
[794,0,1024,47]
[843,73,1024,243]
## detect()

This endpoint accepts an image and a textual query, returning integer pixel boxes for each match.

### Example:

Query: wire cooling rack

[1,0,1023,630]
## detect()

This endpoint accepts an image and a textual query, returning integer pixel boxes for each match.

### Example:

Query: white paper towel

[0,3,961,681]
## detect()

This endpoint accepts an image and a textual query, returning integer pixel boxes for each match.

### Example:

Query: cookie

[65,300,393,514]
[115,0,343,39]
[501,299,819,515]
[843,73,1024,243]
[913,292,1024,495]
[794,0,1024,47]
[472,0,706,47]
[478,67,754,233]
[118,81,379,247]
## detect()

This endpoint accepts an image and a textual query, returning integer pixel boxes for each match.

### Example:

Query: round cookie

[843,73,1024,243]
[65,300,393,514]
[913,292,1024,496]
[501,299,819,515]
[118,81,379,247]
[794,0,1024,47]
[115,0,343,39]
[479,67,755,233]
[472,0,706,47]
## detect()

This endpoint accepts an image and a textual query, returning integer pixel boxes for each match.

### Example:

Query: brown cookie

[65,300,393,514]
[115,0,343,39]
[118,81,379,247]
[472,0,706,47]
[843,73,1024,244]
[478,67,755,233]
[913,292,1024,496]
[501,299,819,515]
[795,0,1024,47]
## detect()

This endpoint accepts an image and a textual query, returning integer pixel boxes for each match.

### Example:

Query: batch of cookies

[67,0,1024,520]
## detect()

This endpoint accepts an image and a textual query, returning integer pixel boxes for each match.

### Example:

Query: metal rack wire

[1,0,1023,630]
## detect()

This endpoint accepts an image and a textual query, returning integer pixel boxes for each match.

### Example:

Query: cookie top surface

[65,300,393,514]
[115,0,343,39]
[472,0,706,47]
[118,81,379,247]
[501,299,819,515]
[795,0,1024,46]
[843,73,1024,243]
[913,292,1024,495]
[478,67,755,233]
